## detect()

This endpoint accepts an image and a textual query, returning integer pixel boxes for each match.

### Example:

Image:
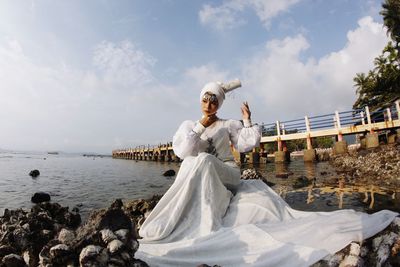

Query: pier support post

[274,151,290,163]
[303,149,316,162]
[388,130,397,144]
[360,134,367,148]
[275,121,290,163]
[303,115,316,161]
[332,110,348,154]
[366,133,379,149]
[248,148,260,164]
[333,141,348,155]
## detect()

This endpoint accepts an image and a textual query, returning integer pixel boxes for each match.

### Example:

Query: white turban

[199,79,241,110]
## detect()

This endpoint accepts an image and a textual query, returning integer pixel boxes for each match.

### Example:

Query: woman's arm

[229,102,261,152]
[172,120,204,159]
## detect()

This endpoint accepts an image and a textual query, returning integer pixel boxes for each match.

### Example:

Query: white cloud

[199,0,301,30]
[241,16,389,122]
[0,39,168,153]
[184,63,230,89]
[93,40,156,88]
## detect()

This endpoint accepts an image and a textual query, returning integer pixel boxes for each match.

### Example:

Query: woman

[137,81,397,267]
[139,80,261,242]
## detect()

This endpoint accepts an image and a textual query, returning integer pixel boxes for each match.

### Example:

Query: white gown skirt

[139,152,241,242]
[137,153,398,267]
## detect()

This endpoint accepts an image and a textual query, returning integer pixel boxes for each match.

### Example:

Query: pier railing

[261,100,400,142]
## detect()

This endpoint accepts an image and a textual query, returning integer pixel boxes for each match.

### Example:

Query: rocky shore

[330,144,400,188]
[0,200,147,267]
[1,192,399,267]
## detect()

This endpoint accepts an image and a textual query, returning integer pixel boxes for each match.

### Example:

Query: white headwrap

[199,79,241,109]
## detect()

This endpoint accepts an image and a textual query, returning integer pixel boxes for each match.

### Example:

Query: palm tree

[380,0,400,53]
[353,73,369,95]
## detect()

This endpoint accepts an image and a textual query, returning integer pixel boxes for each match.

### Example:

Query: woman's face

[201,92,219,116]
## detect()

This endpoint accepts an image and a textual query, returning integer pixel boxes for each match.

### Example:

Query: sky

[0,0,390,154]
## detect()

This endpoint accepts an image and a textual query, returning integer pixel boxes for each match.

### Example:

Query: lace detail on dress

[206,138,218,157]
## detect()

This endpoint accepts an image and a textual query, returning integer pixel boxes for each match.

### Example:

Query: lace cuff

[243,119,252,128]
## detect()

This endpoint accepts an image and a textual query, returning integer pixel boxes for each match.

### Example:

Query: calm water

[0,151,179,219]
[0,151,398,220]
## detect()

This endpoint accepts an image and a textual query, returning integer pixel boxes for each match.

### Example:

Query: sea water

[0,151,398,220]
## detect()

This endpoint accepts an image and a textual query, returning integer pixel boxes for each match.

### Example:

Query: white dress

[137,119,398,267]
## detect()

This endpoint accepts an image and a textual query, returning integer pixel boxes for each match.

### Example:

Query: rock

[107,239,124,254]
[58,228,76,245]
[1,254,26,267]
[132,258,150,266]
[22,249,36,267]
[100,229,117,244]
[49,244,73,263]
[275,173,289,178]
[293,176,314,189]
[330,144,400,187]
[0,200,147,267]
[29,169,40,177]
[31,192,50,204]
[110,199,123,210]
[0,245,16,257]
[114,229,129,243]
[163,169,176,177]
[241,169,263,179]
[339,255,363,267]
[79,245,108,265]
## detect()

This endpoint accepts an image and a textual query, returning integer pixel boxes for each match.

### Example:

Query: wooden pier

[112,100,400,163]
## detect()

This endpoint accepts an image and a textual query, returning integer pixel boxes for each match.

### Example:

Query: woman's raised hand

[241,101,251,120]
[200,114,218,128]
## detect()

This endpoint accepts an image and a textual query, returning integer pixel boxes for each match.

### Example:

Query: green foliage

[313,136,334,149]
[353,42,400,110]
[353,1,400,110]
[381,0,400,51]
[286,139,306,151]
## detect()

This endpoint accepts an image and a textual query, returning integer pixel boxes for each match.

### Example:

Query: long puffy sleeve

[172,120,205,159]
[228,119,261,153]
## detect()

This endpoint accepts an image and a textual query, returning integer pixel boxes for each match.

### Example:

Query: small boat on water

[47,151,59,155]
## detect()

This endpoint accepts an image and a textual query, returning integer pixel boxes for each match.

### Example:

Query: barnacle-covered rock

[241,168,263,180]
[331,144,400,187]
[0,245,16,258]
[58,228,75,245]
[338,255,363,267]
[114,229,129,243]
[100,229,117,244]
[79,245,108,266]
[129,239,139,252]
[107,239,124,254]
[22,249,36,267]
[1,253,26,267]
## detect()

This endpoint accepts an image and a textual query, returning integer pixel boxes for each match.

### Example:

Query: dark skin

[200,93,251,128]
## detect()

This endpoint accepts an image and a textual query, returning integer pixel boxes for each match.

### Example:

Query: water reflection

[304,162,316,179]
[248,159,399,213]
[275,163,288,176]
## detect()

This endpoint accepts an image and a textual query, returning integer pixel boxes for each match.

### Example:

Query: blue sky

[0,0,389,153]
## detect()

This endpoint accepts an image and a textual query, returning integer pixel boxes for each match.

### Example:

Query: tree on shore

[381,0,400,55]
[353,0,400,111]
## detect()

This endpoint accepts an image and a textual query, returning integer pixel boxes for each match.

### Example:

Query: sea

[0,151,398,220]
